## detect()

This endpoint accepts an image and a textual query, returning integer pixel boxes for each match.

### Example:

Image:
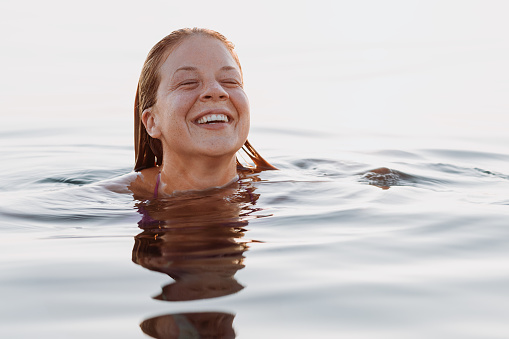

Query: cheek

[238,98,250,140]
[158,95,194,125]
[169,96,194,118]
[233,91,250,118]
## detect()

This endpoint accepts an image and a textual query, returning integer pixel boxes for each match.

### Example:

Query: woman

[129,28,275,199]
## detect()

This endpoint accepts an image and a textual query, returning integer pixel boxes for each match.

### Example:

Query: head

[134,28,275,172]
[134,28,241,170]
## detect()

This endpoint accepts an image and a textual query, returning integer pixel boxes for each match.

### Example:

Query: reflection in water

[133,225,247,301]
[140,312,236,339]
[132,178,262,338]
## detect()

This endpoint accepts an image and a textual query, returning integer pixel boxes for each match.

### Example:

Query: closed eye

[179,80,199,88]
[221,79,242,87]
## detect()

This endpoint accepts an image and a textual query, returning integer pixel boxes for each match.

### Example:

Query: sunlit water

[2,1,509,337]
[1,119,509,339]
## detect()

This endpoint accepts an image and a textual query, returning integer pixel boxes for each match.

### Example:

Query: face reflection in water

[132,177,262,338]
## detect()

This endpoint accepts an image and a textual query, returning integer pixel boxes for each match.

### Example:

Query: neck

[158,153,238,195]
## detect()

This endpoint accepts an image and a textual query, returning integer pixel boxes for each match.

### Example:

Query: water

[1,119,509,338]
[2,1,509,337]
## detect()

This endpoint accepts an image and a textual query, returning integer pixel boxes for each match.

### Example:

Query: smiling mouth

[196,114,230,124]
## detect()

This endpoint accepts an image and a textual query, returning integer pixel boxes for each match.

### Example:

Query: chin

[201,147,240,158]
[198,139,244,158]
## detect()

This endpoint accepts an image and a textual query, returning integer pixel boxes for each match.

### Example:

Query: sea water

[1,118,508,338]
[2,1,509,336]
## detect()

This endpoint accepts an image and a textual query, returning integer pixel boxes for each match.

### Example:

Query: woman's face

[143,35,250,162]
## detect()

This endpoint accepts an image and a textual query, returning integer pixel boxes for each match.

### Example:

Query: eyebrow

[220,66,237,72]
[174,65,238,74]
[174,66,198,74]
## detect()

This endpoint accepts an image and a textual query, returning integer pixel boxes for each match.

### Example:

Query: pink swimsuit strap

[154,171,161,198]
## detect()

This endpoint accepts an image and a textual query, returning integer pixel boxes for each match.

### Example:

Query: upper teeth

[197,114,229,124]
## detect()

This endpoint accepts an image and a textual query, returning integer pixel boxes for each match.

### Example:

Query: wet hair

[134,27,275,172]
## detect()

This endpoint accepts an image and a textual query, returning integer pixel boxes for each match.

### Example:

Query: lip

[192,109,233,125]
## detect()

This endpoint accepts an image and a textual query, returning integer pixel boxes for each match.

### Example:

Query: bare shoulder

[92,172,137,194]
[127,167,160,199]
[96,167,159,199]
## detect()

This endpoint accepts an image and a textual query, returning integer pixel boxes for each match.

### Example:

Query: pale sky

[1,0,508,150]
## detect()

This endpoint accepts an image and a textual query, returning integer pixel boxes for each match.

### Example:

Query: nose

[200,81,229,101]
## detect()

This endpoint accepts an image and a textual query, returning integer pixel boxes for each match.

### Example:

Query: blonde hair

[134,28,275,172]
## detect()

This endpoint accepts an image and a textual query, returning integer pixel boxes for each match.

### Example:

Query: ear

[141,108,161,139]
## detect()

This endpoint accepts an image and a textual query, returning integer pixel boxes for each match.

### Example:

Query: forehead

[159,35,239,75]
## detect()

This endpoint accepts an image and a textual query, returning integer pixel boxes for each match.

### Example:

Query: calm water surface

[2,0,509,337]
[1,120,508,339]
